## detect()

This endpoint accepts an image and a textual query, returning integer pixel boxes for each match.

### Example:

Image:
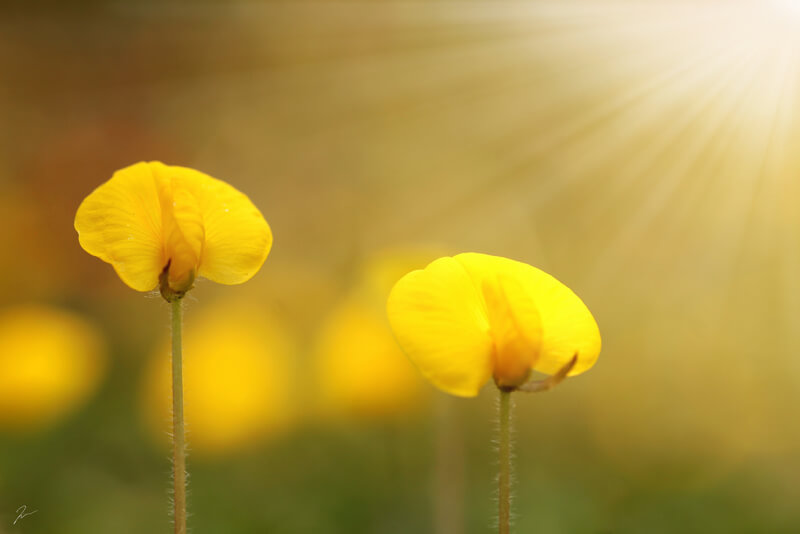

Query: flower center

[481,277,541,389]
[157,174,205,293]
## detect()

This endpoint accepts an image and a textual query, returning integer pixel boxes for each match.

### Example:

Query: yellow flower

[0,305,106,431]
[74,161,272,297]
[386,253,601,397]
[141,300,293,457]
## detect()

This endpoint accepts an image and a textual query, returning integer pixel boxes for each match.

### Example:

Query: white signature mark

[13,505,37,525]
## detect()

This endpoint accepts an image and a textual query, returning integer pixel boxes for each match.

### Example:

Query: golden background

[1,1,799,532]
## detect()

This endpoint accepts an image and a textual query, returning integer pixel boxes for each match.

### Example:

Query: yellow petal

[75,161,272,293]
[455,253,601,376]
[386,257,493,397]
[74,162,164,292]
[152,163,205,291]
[481,275,542,388]
[165,165,272,285]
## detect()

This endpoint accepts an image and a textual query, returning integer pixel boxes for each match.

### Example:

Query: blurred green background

[3,1,800,532]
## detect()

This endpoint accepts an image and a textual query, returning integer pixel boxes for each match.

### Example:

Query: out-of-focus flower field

[2,1,800,532]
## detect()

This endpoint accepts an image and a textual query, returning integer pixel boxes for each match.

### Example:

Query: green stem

[171,299,187,534]
[498,389,512,534]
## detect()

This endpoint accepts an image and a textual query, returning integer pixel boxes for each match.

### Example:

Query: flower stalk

[171,298,187,534]
[498,389,512,534]
[497,389,511,534]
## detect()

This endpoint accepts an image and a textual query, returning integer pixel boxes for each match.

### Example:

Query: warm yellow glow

[313,249,438,420]
[314,298,426,419]
[141,300,294,457]
[0,305,106,431]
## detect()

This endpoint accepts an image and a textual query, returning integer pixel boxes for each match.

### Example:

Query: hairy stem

[498,389,512,534]
[171,298,187,534]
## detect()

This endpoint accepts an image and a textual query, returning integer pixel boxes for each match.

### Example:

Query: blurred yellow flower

[74,161,272,297]
[0,305,106,431]
[315,297,426,419]
[313,249,442,420]
[387,253,601,397]
[141,301,293,457]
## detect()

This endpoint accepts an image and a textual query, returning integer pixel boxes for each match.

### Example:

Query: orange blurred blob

[0,305,106,432]
[17,118,181,297]
[141,299,294,458]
